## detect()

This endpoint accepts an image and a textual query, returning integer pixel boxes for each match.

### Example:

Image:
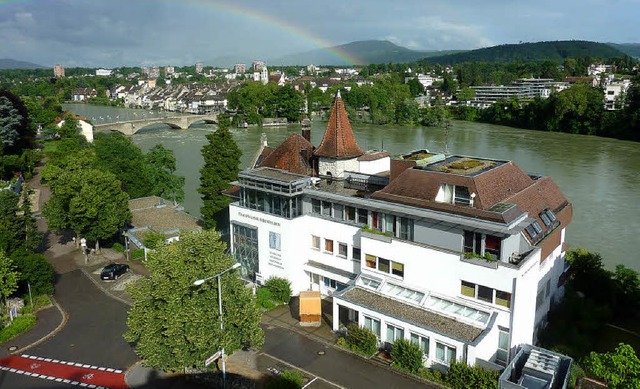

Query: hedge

[0,315,37,342]
[264,277,291,304]
[345,323,378,356]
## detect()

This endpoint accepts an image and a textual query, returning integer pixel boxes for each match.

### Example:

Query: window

[391,262,404,278]
[399,217,414,240]
[544,209,557,222]
[532,221,543,234]
[464,230,501,259]
[365,254,377,269]
[338,242,348,257]
[386,324,404,344]
[321,201,332,217]
[461,281,476,297]
[324,277,337,289]
[484,235,501,260]
[454,186,471,206]
[378,258,390,273]
[269,232,281,251]
[345,206,356,221]
[364,316,381,337]
[496,330,509,364]
[411,333,430,357]
[436,343,456,364]
[324,239,334,254]
[372,212,381,230]
[334,204,344,220]
[477,285,493,303]
[385,214,396,235]
[364,254,404,278]
[311,235,320,250]
[540,212,551,226]
[357,208,368,224]
[525,224,539,240]
[383,283,424,303]
[352,247,361,261]
[495,290,512,308]
[464,231,482,254]
[312,199,321,214]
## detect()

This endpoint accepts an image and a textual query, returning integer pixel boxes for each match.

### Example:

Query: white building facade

[228,94,572,371]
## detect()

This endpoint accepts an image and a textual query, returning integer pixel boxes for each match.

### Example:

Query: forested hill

[0,58,46,69]
[607,43,640,58]
[421,41,629,64]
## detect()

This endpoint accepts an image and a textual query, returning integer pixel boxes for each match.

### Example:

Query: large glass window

[385,215,396,235]
[399,217,414,241]
[461,281,476,297]
[345,206,356,221]
[411,333,430,357]
[232,224,259,280]
[386,324,404,344]
[334,204,344,220]
[364,316,380,337]
[322,201,332,217]
[364,254,404,278]
[496,330,509,364]
[365,254,377,269]
[436,343,456,364]
[357,208,368,224]
[391,262,404,278]
[495,291,512,308]
[477,285,493,303]
[312,199,321,214]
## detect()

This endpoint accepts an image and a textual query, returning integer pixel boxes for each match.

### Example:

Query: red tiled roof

[372,161,571,232]
[314,95,364,159]
[259,134,316,175]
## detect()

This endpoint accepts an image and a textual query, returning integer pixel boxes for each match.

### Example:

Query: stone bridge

[93,114,218,136]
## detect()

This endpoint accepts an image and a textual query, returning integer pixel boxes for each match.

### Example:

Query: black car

[100,263,129,280]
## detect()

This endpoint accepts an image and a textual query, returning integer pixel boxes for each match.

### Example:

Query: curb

[80,268,133,307]
[11,296,69,355]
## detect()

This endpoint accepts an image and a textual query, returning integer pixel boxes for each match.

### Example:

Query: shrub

[10,250,55,295]
[266,369,304,389]
[131,248,145,260]
[264,277,291,304]
[19,294,51,314]
[391,338,423,374]
[256,287,276,310]
[569,362,585,389]
[0,315,36,342]
[417,367,445,384]
[445,361,499,389]
[336,337,348,348]
[345,323,378,356]
[111,242,124,252]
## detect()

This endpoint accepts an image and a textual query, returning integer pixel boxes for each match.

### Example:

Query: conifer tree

[198,117,241,229]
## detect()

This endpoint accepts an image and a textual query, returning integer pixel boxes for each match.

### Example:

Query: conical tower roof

[314,91,364,159]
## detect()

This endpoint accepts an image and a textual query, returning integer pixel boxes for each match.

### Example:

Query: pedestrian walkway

[0,354,127,389]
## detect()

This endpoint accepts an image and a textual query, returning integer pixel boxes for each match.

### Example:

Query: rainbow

[0,0,362,65]
[165,0,361,66]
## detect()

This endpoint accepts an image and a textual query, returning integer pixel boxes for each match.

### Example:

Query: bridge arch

[93,113,218,136]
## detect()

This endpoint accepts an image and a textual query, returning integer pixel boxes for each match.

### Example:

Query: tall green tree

[0,189,39,256]
[584,343,640,389]
[10,250,54,295]
[0,251,19,312]
[0,90,33,156]
[199,118,241,230]
[125,229,264,372]
[43,167,131,251]
[144,144,185,204]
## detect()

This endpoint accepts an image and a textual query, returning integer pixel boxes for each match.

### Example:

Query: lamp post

[193,262,241,388]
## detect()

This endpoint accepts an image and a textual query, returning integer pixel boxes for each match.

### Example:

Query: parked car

[100,263,129,280]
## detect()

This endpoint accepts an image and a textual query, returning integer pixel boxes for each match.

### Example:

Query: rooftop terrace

[421,156,507,176]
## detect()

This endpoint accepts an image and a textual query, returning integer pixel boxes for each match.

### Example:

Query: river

[64,104,640,270]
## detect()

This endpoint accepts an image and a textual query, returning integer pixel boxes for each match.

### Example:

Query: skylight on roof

[359,276,381,290]
[382,283,425,304]
[425,295,490,326]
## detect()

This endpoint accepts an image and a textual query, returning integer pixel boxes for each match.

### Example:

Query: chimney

[301,117,311,143]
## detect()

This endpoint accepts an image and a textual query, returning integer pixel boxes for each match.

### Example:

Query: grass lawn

[595,324,640,356]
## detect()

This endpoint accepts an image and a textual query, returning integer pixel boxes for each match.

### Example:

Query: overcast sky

[1,0,638,67]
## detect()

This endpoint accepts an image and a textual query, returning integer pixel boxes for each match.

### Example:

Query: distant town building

[141,67,150,76]
[604,79,631,111]
[252,61,268,85]
[165,66,175,75]
[148,66,160,80]
[72,88,97,102]
[53,64,65,78]
[307,64,319,75]
[195,63,204,74]
[252,61,266,72]
[468,78,568,108]
[96,68,113,76]
[234,63,246,74]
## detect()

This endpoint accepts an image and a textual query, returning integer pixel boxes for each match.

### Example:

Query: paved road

[261,325,436,389]
[0,270,138,389]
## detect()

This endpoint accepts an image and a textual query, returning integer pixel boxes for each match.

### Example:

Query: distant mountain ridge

[607,43,640,58]
[0,58,46,69]
[421,41,628,64]
[269,40,462,66]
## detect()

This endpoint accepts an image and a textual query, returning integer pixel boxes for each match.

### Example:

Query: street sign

[205,350,222,367]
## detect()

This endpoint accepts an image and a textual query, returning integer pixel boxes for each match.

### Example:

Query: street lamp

[193,262,241,387]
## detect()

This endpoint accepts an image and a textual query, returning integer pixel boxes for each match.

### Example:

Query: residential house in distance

[604,79,631,110]
[195,63,204,74]
[234,63,246,74]
[53,64,65,78]
[468,79,567,108]
[227,92,572,369]
[96,68,113,76]
[72,88,97,102]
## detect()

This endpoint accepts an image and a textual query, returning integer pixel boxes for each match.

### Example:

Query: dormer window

[540,209,556,226]
[436,184,473,206]
[525,220,544,241]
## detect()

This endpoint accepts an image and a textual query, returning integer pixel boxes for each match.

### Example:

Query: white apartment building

[228,93,572,370]
[604,80,631,110]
